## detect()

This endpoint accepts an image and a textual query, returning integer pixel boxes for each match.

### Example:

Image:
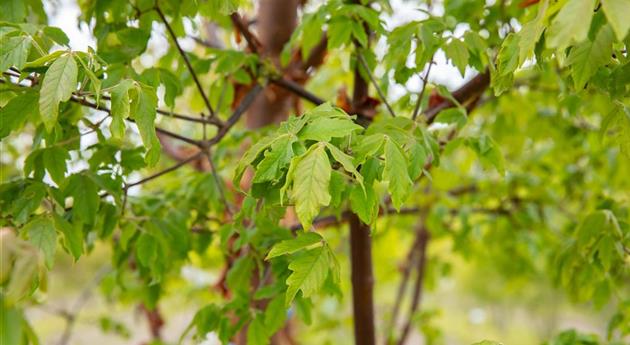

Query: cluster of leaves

[1,0,630,344]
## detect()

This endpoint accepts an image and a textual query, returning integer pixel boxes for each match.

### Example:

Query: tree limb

[155,6,217,120]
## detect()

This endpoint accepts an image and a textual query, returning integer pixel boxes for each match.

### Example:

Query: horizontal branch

[425,71,490,124]
[69,96,204,147]
[125,151,204,189]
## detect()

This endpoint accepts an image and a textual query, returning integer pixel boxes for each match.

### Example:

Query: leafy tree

[1,0,629,344]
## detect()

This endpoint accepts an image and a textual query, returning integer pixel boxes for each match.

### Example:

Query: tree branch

[69,95,204,147]
[155,6,217,120]
[425,71,490,124]
[208,84,263,146]
[396,226,430,345]
[357,53,396,117]
[125,151,204,189]
[230,13,262,54]
[384,224,425,345]
[412,59,434,121]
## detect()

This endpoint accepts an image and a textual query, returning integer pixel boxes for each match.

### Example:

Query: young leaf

[247,313,269,345]
[234,135,276,188]
[298,117,363,142]
[23,215,57,268]
[567,25,614,90]
[136,232,157,268]
[292,144,332,229]
[39,53,78,132]
[0,35,31,72]
[517,0,548,64]
[383,138,412,210]
[546,0,596,49]
[264,295,287,336]
[349,184,379,224]
[43,147,69,184]
[601,0,630,40]
[0,91,38,139]
[253,135,295,183]
[324,143,364,188]
[285,245,330,306]
[434,108,467,129]
[444,38,469,77]
[110,79,134,140]
[131,83,161,166]
[65,173,100,225]
[267,232,323,259]
[53,213,83,261]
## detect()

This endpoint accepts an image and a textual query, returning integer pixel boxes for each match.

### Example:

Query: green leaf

[0,35,31,72]
[492,33,519,96]
[52,213,83,261]
[546,0,596,49]
[110,79,134,140]
[324,143,364,188]
[264,295,287,335]
[136,232,157,268]
[465,135,506,175]
[517,0,548,64]
[285,245,330,306]
[471,341,503,345]
[601,0,630,40]
[328,19,353,49]
[131,83,161,166]
[600,104,630,157]
[567,25,614,89]
[383,139,412,210]
[247,313,269,345]
[444,38,469,77]
[65,173,100,225]
[39,53,78,132]
[0,0,26,22]
[24,215,57,268]
[0,91,38,139]
[349,183,379,225]
[43,26,70,46]
[227,255,254,292]
[292,144,332,229]
[253,135,296,183]
[267,232,323,259]
[299,117,363,142]
[43,147,69,184]
[434,108,467,129]
[234,135,277,187]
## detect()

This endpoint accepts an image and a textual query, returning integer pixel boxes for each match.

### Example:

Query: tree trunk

[349,214,377,345]
[245,0,301,128]
[348,6,377,342]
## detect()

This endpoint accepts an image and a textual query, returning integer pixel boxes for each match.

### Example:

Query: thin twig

[384,229,424,345]
[357,53,396,117]
[396,226,430,345]
[57,267,111,345]
[412,59,434,121]
[205,150,233,216]
[155,6,216,120]
[69,95,204,147]
[125,151,204,189]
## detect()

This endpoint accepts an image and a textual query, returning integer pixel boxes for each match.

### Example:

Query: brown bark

[245,0,301,128]
[349,214,376,345]
[348,12,377,342]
